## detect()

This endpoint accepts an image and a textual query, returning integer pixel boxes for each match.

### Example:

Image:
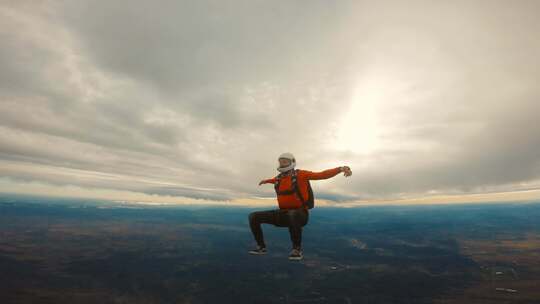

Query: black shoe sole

[249,251,267,255]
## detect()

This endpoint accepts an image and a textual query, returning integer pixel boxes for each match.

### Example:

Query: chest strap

[274,169,306,203]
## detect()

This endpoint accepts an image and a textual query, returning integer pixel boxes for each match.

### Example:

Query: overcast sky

[1,0,540,205]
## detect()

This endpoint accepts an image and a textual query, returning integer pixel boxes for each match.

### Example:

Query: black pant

[248,208,309,249]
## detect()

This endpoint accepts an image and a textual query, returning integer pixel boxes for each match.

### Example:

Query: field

[1,194,539,303]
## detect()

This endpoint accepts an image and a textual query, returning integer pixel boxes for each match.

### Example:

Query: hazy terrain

[1,194,539,303]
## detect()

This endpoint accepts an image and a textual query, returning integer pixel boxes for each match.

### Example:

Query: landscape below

[1,193,539,303]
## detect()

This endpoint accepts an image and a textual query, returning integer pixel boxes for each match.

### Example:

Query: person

[248,152,352,260]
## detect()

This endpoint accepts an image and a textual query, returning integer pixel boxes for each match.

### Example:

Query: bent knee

[287,210,302,220]
[248,212,259,223]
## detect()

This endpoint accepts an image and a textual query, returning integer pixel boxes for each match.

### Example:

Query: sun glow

[334,77,386,154]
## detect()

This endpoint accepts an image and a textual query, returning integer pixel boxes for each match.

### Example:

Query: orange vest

[265,167,342,210]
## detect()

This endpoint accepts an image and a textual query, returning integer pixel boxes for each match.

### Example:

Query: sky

[1,0,540,207]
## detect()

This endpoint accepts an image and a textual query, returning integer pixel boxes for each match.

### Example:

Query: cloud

[1,0,540,204]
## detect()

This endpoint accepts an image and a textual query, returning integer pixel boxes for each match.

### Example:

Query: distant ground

[1,193,539,304]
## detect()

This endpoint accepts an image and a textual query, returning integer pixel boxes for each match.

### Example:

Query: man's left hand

[341,166,352,177]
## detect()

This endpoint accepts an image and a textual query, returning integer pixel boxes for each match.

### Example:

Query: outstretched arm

[258,177,277,186]
[304,166,352,180]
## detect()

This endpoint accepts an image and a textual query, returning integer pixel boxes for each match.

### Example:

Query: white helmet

[277,152,296,172]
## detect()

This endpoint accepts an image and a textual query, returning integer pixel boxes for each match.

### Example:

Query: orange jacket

[263,167,342,210]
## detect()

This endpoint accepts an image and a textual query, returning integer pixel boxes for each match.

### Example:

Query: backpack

[274,169,314,209]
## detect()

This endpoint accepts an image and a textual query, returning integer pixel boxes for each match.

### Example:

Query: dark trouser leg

[284,209,309,249]
[248,209,279,247]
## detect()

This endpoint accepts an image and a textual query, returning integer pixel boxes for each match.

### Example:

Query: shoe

[248,245,267,255]
[288,247,303,260]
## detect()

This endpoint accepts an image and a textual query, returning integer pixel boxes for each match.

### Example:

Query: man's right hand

[258,180,266,186]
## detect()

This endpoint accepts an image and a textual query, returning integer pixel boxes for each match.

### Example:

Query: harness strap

[274,169,307,206]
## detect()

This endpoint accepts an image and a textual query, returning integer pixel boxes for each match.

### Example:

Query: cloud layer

[1,0,540,203]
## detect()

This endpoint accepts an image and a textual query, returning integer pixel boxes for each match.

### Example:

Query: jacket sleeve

[303,167,342,180]
[264,177,277,184]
